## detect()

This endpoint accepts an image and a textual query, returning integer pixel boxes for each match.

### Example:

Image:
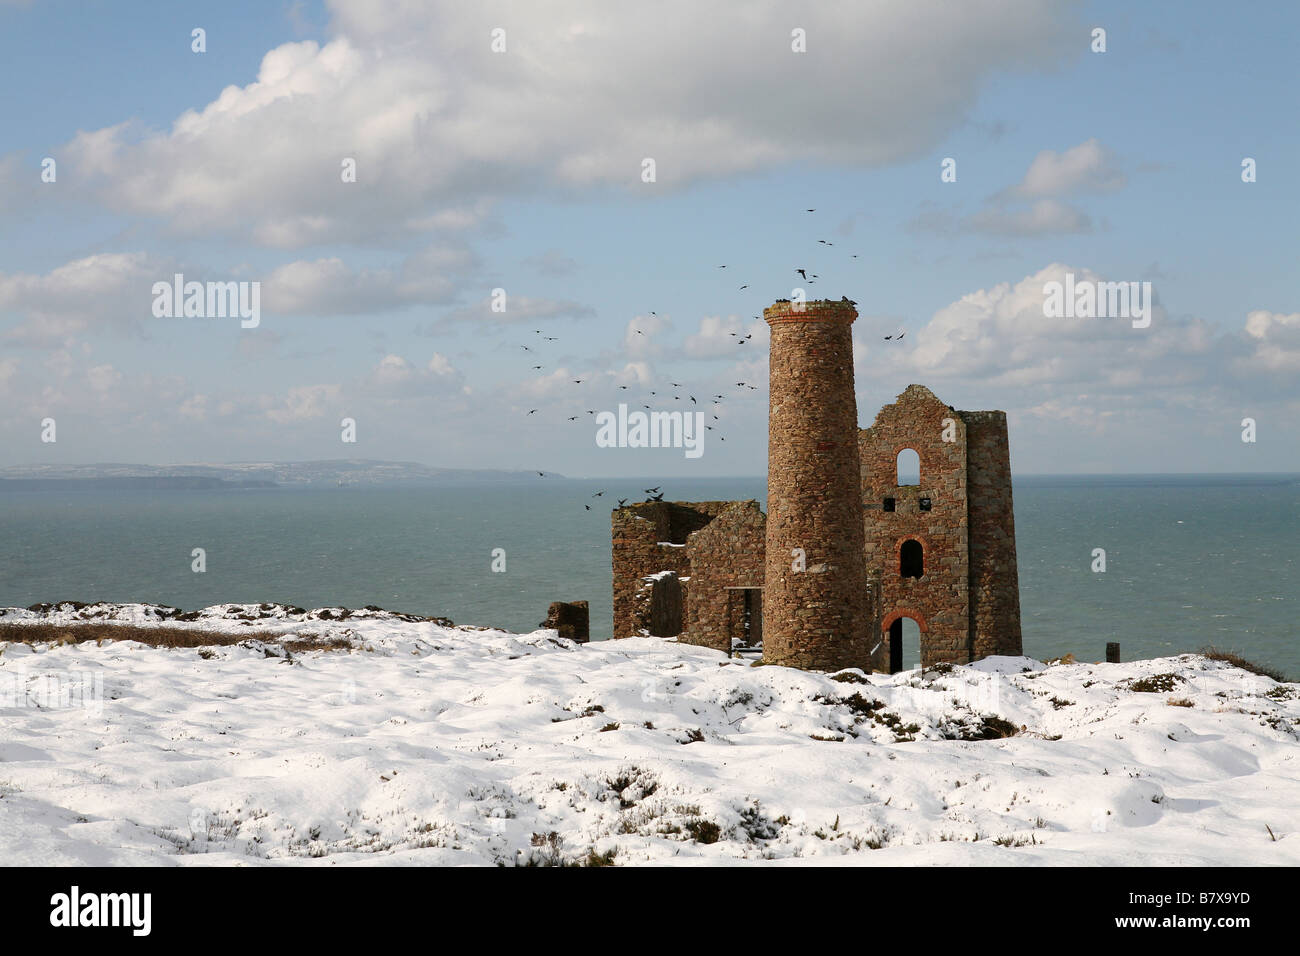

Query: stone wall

[962,410,1024,657]
[859,384,971,666]
[762,300,874,671]
[684,500,766,652]
[610,500,736,640]
[541,600,589,643]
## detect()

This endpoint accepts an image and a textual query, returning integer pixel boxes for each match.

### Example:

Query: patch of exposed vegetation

[830,670,870,684]
[605,768,659,809]
[0,622,352,653]
[1200,647,1292,683]
[1128,673,1184,693]
[737,803,779,842]
[962,716,1021,740]
[684,818,721,844]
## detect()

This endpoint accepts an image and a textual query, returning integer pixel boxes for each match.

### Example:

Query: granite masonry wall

[860,384,972,667]
[961,410,1023,658]
[611,501,734,640]
[683,500,766,652]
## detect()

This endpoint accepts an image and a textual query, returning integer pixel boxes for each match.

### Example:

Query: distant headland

[0,459,563,489]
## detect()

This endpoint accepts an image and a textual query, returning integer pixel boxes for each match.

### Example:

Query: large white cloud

[56,0,1079,246]
[0,252,161,345]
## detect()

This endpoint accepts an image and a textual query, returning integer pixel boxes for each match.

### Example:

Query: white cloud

[966,198,1093,236]
[435,294,594,328]
[916,139,1125,237]
[1006,139,1126,198]
[262,384,343,423]
[0,252,162,346]
[1236,310,1300,374]
[57,1,1078,246]
[683,315,767,359]
[624,313,673,359]
[262,243,472,315]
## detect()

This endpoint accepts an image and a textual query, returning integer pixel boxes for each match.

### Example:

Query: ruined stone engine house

[610,298,1023,672]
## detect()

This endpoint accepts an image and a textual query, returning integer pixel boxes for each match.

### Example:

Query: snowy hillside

[1,603,1296,866]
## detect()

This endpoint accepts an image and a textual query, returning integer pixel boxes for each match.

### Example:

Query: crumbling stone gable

[859,385,1024,668]
[961,410,1023,658]
[683,500,766,652]
[860,384,971,666]
[610,500,737,640]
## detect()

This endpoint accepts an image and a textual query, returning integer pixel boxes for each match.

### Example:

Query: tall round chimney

[763,298,873,670]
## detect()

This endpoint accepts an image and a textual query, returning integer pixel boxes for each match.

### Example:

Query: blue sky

[1,0,1297,476]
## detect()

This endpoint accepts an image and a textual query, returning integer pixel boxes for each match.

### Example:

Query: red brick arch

[881,607,929,634]
[892,532,931,575]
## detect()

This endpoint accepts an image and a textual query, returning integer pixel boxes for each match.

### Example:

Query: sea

[1,474,1296,675]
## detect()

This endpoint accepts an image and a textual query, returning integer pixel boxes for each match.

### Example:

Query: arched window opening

[900,539,924,578]
[896,448,920,486]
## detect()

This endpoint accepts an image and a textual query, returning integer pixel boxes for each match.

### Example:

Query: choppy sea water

[1,474,1295,674]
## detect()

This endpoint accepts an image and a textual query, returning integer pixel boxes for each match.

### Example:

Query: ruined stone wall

[611,500,735,640]
[961,410,1023,657]
[762,300,873,671]
[683,500,766,652]
[859,385,971,666]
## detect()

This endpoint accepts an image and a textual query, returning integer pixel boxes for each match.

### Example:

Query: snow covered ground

[1,602,1296,866]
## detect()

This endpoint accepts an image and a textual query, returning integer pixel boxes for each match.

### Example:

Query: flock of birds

[524,206,908,512]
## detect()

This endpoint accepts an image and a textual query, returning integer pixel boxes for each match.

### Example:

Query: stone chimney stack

[762,299,873,671]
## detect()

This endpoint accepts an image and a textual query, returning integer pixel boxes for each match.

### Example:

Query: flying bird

[618,499,628,507]
[527,409,538,415]
[592,491,604,497]
[644,487,660,494]
[796,269,807,280]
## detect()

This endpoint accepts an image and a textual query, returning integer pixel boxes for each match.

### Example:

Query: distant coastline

[0,459,563,488]
[0,477,276,491]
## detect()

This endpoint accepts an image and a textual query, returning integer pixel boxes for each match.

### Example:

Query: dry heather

[0,622,352,653]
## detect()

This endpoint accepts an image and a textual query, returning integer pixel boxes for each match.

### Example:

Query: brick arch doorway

[883,609,927,674]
